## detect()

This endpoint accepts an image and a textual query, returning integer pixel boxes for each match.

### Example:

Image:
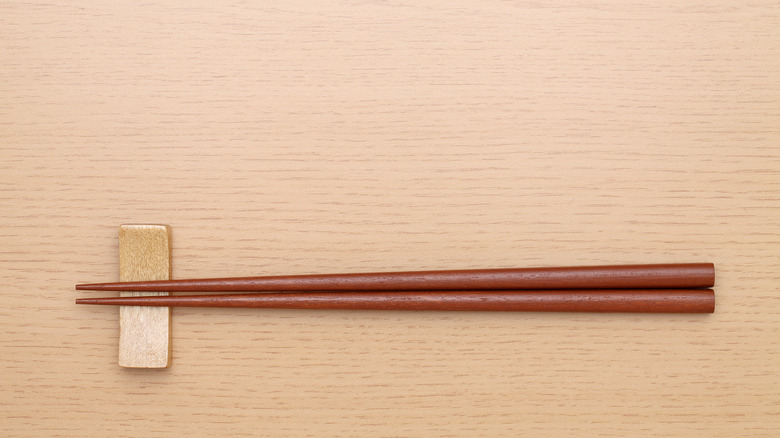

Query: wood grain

[118,224,172,368]
[1,1,779,437]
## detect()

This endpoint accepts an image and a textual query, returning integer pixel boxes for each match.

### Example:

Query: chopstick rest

[117,224,172,368]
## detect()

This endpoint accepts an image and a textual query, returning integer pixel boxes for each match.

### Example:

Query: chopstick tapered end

[76,283,113,291]
[76,297,108,305]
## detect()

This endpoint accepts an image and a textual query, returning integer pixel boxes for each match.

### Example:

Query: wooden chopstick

[75,289,715,313]
[75,263,714,292]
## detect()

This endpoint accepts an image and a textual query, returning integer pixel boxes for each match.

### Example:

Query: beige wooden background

[2,2,779,436]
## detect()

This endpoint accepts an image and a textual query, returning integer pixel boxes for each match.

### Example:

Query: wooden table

[2,2,778,436]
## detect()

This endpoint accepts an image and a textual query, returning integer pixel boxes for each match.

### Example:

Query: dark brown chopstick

[75,263,714,292]
[75,289,715,313]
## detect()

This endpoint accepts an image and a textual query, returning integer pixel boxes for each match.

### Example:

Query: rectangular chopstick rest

[118,224,172,368]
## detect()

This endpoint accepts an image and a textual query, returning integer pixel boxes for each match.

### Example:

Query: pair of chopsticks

[75,263,715,313]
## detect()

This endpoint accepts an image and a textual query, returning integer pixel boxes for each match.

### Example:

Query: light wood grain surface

[2,2,779,436]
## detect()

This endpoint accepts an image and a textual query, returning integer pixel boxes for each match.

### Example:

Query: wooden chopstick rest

[117,224,172,368]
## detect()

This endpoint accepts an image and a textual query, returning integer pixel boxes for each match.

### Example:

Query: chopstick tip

[76,297,110,305]
[76,283,109,291]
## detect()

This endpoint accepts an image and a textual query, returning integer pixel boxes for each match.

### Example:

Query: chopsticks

[75,263,715,313]
[75,289,714,313]
[76,263,713,291]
